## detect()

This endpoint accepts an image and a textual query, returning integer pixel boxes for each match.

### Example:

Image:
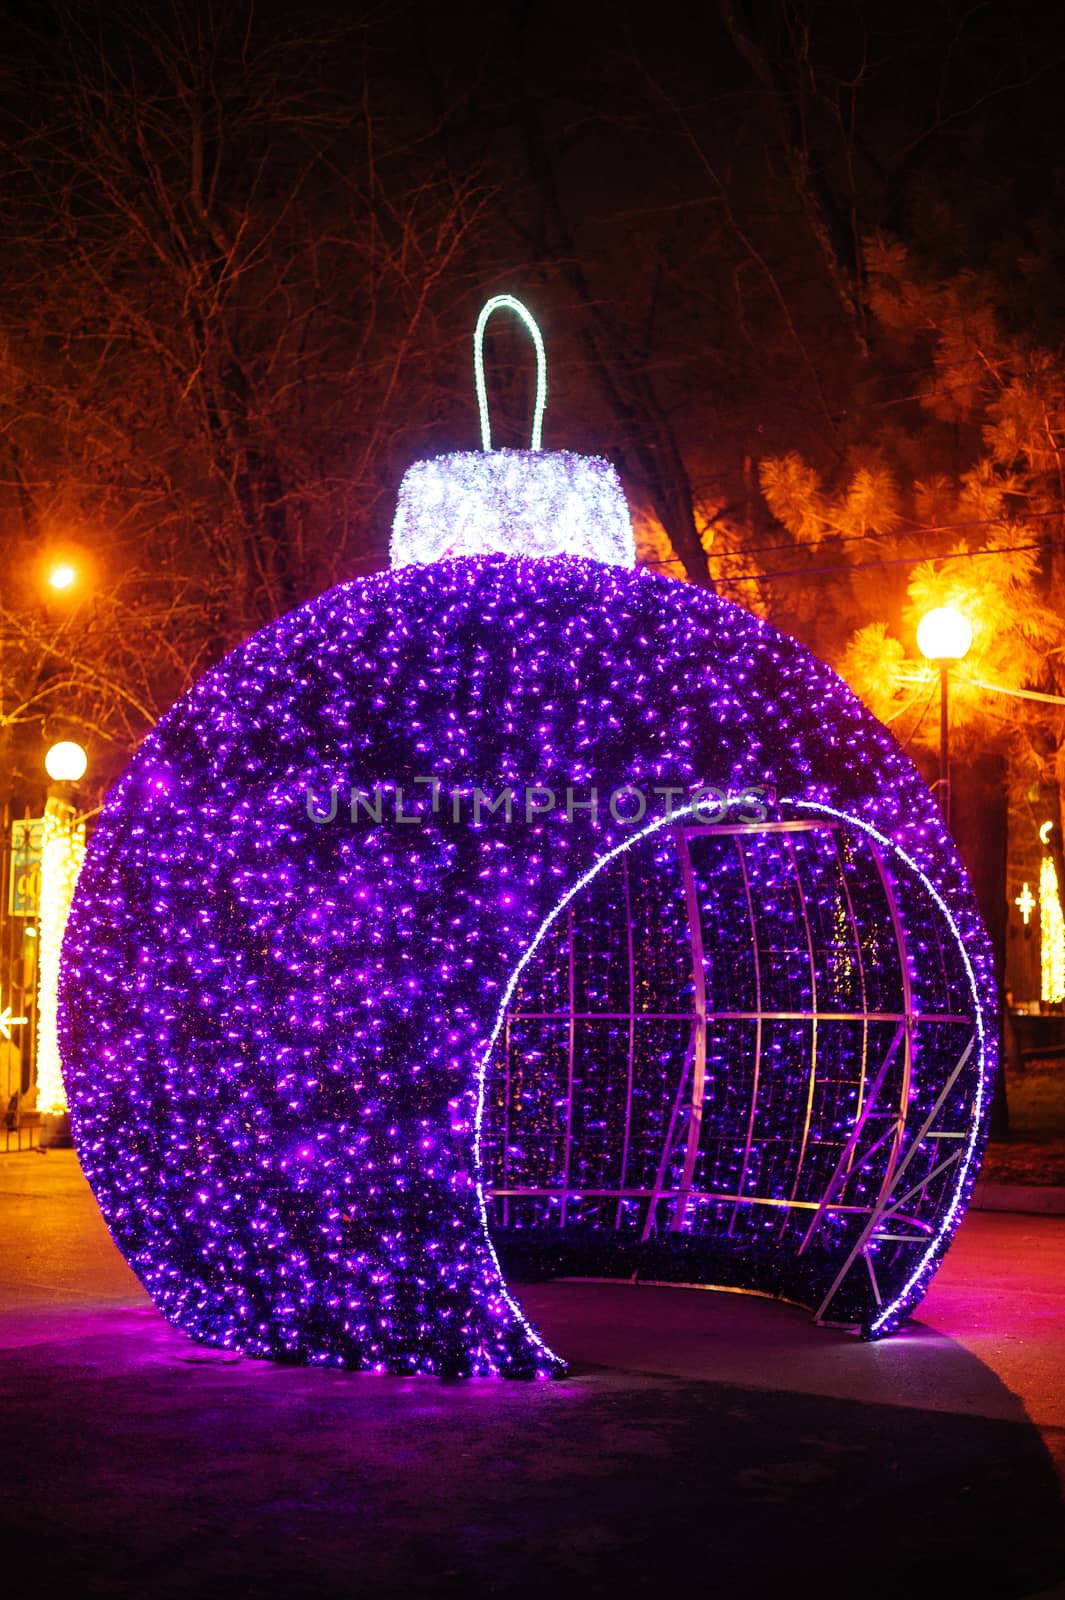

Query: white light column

[36,744,88,1115]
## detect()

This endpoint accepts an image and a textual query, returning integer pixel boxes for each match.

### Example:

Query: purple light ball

[59,557,996,1374]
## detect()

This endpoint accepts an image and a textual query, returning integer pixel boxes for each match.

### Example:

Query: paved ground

[2,1152,1064,1600]
[981,1062,1065,1187]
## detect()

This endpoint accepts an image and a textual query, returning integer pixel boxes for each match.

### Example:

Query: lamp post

[916,606,972,827]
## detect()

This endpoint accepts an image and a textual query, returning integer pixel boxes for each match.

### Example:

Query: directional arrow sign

[0,1004,28,1042]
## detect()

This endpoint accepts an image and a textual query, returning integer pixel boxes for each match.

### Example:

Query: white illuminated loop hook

[474,294,547,452]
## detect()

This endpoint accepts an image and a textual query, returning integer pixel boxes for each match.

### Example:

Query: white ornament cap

[389,295,636,571]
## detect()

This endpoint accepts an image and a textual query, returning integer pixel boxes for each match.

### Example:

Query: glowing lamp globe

[59,297,996,1379]
[916,606,972,662]
[45,740,87,782]
[48,562,77,592]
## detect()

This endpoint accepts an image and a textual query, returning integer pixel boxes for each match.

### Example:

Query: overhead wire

[643,509,1065,578]
[699,536,1065,586]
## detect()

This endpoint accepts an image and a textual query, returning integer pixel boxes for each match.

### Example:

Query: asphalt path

[2,1151,1063,1599]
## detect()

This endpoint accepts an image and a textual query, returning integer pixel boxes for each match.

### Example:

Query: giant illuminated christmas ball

[60,298,996,1378]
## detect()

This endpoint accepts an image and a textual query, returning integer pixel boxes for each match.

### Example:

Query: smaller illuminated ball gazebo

[59,297,996,1378]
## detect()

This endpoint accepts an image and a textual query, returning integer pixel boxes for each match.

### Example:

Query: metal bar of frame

[502,1013,511,1230]
[683,820,837,838]
[490,1185,931,1227]
[781,832,820,1223]
[797,1020,906,1254]
[615,853,637,1229]
[509,1009,970,1025]
[559,906,576,1229]
[729,832,763,1235]
[669,828,708,1233]
[831,829,870,1158]
[871,1150,965,1228]
[639,1026,696,1242]
[922,855,960,1042]
[867,838,916,1209]
[813,1032,977,1325]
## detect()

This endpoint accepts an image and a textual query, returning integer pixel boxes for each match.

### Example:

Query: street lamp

[916,606,973,826]
[44,740,88,782]
[48,562,77,592]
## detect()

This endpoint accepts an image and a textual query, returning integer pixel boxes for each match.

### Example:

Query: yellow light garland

[36,799,86,1114]
[1040,854,1065,1006]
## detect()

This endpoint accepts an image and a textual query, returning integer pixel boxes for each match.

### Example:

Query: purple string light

[59,554,996,1374]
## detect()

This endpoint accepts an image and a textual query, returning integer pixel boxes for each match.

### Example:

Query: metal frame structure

[484,816,979,1332]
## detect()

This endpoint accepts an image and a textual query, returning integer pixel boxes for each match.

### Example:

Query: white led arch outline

[785,801,989,1335]
[471,799,688,1370]
[472,796,989,1349]
[474,294,547,453]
